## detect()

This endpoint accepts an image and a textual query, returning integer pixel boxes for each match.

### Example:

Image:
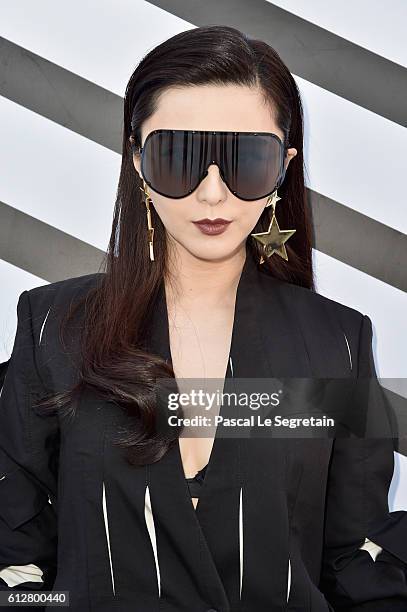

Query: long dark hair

[36,25,314,466]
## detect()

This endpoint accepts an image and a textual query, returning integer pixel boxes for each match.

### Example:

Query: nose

[197,165,227,205]
[202,163,225,184]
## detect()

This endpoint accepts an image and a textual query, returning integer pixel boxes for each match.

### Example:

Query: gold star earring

[250,189,296,264]
[139,180,155,262]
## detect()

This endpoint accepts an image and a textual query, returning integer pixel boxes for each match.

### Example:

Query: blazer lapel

[227,252,313,379]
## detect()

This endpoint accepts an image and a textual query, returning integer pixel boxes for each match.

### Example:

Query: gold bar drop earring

[139,180,155,262]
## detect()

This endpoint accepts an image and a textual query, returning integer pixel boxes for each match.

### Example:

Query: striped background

[1,1,406,507]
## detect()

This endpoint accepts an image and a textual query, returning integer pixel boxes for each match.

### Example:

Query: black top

[185,463,208,498]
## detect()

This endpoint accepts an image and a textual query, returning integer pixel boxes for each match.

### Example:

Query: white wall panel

[390,452,407,510]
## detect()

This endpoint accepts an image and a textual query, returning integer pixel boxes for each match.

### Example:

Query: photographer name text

[168,415,335,429]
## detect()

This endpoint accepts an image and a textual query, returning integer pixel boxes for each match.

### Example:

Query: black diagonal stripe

[0,36,123,153]
[146,0,407,127]
[396,446,407,460]
[0,38,406,292]
[309,190,407,292]
[0,200,105,282]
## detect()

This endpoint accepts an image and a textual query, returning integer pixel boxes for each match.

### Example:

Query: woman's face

[131,85,297,262]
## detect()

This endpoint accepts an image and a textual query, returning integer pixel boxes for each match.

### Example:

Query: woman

[0,25,406,612]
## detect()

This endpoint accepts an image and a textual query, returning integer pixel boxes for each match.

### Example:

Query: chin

[186,243,239,262]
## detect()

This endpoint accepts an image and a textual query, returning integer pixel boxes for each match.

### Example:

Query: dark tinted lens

[141,130,284,200]
[213,133,283,200]
[142,130,209,198]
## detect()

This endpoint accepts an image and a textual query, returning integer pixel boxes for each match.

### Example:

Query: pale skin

[131,84,297,509]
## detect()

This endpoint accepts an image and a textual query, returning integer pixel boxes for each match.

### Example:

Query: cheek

[150,197,190,231]
[237,202,266,233]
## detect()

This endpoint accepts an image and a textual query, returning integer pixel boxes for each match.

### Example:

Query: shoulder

[260,270,365,323]
[19,273,104,350]
[25,272,104,313]
[19,273,105,386]
[27,272,104,300]
[258,271,369,365]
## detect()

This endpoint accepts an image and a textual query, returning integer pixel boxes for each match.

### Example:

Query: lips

[194,218,231,225]
[192,218,232,236]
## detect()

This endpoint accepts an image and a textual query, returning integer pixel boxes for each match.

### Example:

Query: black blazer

[1,253,406,612]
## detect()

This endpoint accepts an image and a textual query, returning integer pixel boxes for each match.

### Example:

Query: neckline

[173,275,239,514]
[146,247,260,364]
[146,246,271,517]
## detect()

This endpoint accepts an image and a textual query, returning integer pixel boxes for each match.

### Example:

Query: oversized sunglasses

[130,129,289,201]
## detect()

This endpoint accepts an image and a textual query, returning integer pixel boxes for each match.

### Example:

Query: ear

[284,147,297,171]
